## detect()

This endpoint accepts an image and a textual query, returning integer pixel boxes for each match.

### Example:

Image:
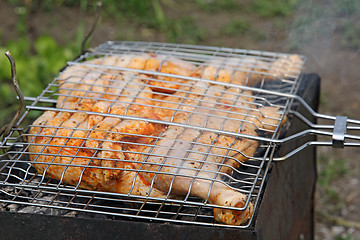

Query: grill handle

[271,95,360,161]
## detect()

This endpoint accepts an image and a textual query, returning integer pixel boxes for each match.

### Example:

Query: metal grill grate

[0,41,307,228]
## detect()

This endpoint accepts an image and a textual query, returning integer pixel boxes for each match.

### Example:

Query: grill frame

[0,41,308,229]
[0,74,320,239]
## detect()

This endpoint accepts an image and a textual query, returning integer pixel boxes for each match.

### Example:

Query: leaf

[34,35,58,58]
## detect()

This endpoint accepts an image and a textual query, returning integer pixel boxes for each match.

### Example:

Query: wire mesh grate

[0,41,306,228]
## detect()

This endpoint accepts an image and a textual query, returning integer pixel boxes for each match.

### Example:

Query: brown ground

[0,1,359,239]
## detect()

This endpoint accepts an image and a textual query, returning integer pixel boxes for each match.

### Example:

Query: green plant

[0,4,81,127]
[316,154,350,215]
[220,20,250,36]
[317,155,348,188]
[0,35,78,125]
[166,17,206,44]
[336,233,355,240]
[251,0,299,17]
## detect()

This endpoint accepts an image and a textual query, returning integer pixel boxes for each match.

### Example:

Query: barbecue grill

[0,41,359,239]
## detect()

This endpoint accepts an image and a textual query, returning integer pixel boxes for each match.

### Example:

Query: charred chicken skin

[28,53,293,225]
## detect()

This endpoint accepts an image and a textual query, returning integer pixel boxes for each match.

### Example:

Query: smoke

[287,0,360,73]
[285,0,360,116]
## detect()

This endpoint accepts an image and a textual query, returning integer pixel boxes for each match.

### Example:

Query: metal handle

[0,51,25,143]
[272,95,360,161]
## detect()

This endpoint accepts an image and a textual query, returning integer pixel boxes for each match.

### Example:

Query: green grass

[336,234,355,240]
[167,17,207,44]
[317,155,348,188]
[220,20,250,36]
[5,0,305,46]
[251,0,299,17]
[317,154,350,215]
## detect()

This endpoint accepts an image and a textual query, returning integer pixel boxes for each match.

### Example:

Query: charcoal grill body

[0,74,319,240]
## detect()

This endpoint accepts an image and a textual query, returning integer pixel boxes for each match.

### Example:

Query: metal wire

[0,41,310,228]
[0,52,25,143]
[80,1,102,54]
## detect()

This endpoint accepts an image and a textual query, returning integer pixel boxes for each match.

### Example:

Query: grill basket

[0,42,358,232]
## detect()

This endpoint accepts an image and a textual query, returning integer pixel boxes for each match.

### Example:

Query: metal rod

[80,1,102,54]
[0,51,25,141]
[25,105,276,143]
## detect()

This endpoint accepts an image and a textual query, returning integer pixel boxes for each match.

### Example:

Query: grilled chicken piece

[130,123,256,225]
[193,54,303,85]
[28,53,289,225]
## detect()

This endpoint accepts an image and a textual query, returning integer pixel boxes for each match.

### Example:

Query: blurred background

[0,0,359,239]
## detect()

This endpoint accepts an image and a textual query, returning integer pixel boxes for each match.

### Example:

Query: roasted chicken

[28,53,295,225]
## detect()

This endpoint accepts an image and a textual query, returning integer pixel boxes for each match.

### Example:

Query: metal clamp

[332,116,348,148]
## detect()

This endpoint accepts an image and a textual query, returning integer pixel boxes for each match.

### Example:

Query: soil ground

[0,1,359,239]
